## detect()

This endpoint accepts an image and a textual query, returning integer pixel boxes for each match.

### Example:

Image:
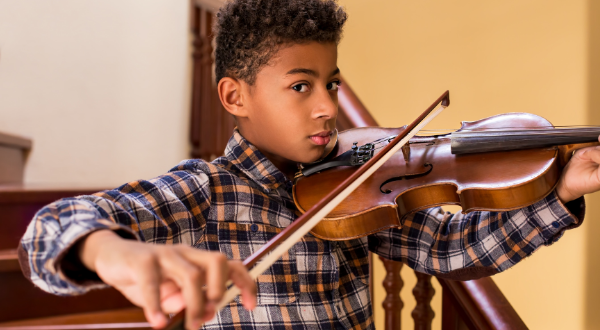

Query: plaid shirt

[19,129,584,330]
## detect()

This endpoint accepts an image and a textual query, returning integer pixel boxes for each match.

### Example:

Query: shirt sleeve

[369,191,585,281]
[18,160,212,296]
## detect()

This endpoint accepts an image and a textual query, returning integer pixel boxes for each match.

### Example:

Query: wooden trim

[0,249,20,273]
[193,0,224,13]
[0,132,32,150]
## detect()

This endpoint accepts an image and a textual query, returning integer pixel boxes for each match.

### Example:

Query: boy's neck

[259,148,298,181]
[237,126,298,181]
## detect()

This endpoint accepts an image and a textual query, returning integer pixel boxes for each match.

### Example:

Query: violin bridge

[401,143,410,162]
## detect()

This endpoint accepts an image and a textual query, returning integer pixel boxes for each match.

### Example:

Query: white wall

[0,0,190,187]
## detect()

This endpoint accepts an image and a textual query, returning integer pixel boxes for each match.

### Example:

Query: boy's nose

[312,89,338,120]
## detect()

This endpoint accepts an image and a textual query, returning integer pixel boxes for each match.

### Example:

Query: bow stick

[163,90,450,330]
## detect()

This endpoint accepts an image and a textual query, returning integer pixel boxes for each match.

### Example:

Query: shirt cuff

[531,191,585,245]
[53,221,139,289]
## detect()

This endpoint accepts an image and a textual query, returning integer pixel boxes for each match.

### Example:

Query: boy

[19,0,600,329]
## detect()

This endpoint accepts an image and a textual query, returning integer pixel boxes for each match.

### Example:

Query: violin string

[361,126,600,148]
[452,127,600,133]
[452,130,600,138]
[387,128,600,140]
[372,130,600,144]
[419,126,600,135]
[451,133,600,143]
[450,127,600,138]
[364,126,600,134]
[420,125,600,131]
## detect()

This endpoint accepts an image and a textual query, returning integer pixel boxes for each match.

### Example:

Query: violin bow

[163,90,450,330]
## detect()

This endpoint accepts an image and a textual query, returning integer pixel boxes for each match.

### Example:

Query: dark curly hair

[214,0,347,85]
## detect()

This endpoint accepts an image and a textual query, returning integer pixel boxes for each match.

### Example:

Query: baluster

[189,5,202,159]
[412,271,435,330]
[199,9,216,160]
[380,256,403,330]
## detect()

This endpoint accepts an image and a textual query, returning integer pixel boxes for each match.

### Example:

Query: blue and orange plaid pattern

[19,129,584,329]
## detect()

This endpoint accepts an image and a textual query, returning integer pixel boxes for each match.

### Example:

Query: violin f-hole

[380,163,433,194]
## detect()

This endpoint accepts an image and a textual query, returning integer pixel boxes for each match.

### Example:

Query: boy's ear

[218,77,248,118]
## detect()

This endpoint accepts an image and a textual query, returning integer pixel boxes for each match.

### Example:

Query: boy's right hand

[78,230,257,330]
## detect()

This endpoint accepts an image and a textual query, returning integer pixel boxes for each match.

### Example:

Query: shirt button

[552,221,560,228]
[251,224,259,232]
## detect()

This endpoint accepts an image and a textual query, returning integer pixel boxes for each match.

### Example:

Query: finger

[227,260,257,311]
[136,255,167,328]
[576,145,600,163]
[179,249,228,303]
[160,252,206,330]
[587,146,600,165]
[158,280,185,313]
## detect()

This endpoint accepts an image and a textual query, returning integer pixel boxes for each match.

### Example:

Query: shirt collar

[225,129,291,193]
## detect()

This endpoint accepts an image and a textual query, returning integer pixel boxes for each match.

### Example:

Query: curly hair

[214,0,347,85]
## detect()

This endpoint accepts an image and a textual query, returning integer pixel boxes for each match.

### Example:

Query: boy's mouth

[309,131,332,146]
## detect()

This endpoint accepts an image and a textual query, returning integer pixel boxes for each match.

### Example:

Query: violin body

[293,113,582,241]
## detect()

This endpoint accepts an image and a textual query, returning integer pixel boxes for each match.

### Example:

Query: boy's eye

[327,80,341,91]
[292,83,309,93]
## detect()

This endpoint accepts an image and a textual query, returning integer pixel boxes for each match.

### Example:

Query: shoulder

[168,157,250,190]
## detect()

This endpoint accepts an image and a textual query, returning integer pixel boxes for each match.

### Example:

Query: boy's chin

[298,148,327,164]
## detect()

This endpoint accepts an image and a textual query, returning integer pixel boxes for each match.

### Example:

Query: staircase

[0,135,148,329]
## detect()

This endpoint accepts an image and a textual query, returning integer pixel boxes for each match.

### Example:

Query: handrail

[337,76,378,129]
[0,249,20,273]
[439,278,527,330]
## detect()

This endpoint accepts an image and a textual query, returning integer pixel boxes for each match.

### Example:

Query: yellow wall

[338,0,600,329]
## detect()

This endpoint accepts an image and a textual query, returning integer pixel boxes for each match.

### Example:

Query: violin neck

[451,127,600,155]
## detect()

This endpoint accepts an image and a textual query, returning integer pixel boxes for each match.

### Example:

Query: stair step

[0,307,150,330]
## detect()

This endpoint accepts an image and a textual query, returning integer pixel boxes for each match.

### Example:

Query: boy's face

[237,42,339,165]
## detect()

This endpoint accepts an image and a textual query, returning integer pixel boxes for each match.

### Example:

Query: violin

[162,91,599,329]
[293,112,600,241]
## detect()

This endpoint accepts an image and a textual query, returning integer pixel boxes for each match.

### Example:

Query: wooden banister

[0,249,20,273]
[337,77,378,130]
[439,278,527,330]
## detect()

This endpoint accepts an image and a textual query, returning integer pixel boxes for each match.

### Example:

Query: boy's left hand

[555,136,600,203]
